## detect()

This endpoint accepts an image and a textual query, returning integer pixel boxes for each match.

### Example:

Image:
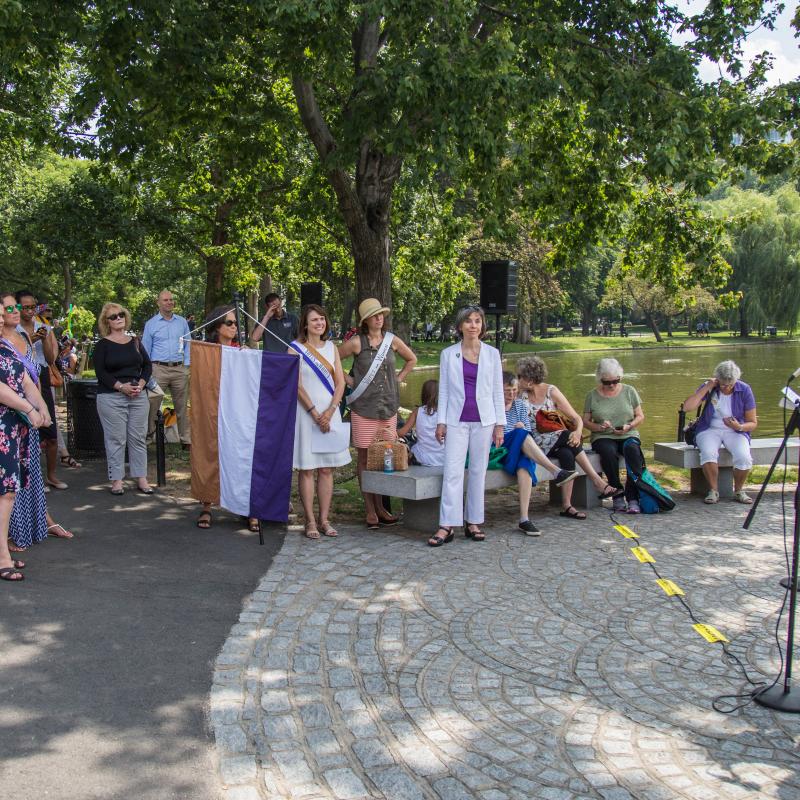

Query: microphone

[788,366,800,383]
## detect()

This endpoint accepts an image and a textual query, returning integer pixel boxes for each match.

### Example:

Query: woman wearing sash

[338,298,417,529]
[292,305,351,539]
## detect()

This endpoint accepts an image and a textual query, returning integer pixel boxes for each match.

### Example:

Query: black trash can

[67,379,106,459]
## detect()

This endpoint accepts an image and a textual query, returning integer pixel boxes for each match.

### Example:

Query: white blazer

[437,341,506,428]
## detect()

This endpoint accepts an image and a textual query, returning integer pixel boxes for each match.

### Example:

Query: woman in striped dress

[338,298,417,529]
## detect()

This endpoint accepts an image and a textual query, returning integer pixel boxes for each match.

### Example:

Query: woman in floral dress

[1,294,71,551]
[0,298,50,581]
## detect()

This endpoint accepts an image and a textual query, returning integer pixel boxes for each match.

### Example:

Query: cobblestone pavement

[211,494,800,800]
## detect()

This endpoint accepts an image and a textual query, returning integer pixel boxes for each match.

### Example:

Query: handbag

[683,396,709,447]
[48,363,64,387]
[535,408,575,434]
[366,430,409,471]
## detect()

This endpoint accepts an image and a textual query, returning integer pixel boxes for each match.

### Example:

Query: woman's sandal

[464,524,485,542]
[196,510,213,529]
[248,518,260,532]
[598,483,625,499]
[304,522,320,539]
[0,566,24,581]
[365,516,381,530]
[47,524,74,539]
[377,513,400,527]
[560,506,587,520]
[320,522,338,537]
[428,526,454,547]
[60,455,82,468]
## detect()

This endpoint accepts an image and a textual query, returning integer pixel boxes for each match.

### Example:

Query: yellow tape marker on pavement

[614,524,638,539]
[656,578,684,596]
[693,623,729,643]
[631,546,655,563]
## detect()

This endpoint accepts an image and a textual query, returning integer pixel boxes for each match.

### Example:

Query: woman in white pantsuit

[429,305,505,546]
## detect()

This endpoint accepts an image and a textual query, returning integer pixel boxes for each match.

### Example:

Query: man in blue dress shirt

[142,289,191,447]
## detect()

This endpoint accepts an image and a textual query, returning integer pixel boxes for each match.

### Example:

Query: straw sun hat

[358,298,390,326]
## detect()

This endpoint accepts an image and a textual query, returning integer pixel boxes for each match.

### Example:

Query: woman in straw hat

[338,297,417,528]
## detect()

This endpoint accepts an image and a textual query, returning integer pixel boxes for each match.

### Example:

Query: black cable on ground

[606,507,778,713]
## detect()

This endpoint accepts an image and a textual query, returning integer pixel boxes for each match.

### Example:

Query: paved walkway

[212,495,800,800]
[0,461,282,800]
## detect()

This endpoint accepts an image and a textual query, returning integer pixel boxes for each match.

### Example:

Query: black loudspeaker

[480,260,517,314]
[300,282,324,308]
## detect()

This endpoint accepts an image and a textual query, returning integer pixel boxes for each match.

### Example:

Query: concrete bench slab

[362,450,621,531]
[653,438,799,498]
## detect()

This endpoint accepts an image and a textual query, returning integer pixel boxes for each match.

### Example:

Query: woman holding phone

[582,358,646,514]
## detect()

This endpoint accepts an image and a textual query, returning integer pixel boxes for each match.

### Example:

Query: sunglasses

[106,312,125,322]
[601,378,621,386]
[222,320,237,326]
[20,304,37,311]
[3,304,22,313]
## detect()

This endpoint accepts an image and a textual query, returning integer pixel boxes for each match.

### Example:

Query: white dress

[410,406,445,467]
[292,340,352,470]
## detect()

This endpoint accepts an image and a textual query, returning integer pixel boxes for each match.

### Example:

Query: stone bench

[362,450,618,531]
[653,437,799,498]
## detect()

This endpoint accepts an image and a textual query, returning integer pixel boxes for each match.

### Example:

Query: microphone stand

[745,396,800,712]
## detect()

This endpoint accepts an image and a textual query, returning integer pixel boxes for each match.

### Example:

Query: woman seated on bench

[583,358,646,514]
[517,356,623,519]
[500,372,577,535]
[682,359,757,505]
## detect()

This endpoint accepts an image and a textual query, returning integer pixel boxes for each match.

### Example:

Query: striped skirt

[350,411,398,449]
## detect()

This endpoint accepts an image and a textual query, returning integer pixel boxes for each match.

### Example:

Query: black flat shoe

[137,486,155,494]
[110,487,124,496]
[598,483,625,499]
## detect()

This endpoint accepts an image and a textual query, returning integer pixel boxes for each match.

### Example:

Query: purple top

[460,358,481,422]
[694,380,756,440]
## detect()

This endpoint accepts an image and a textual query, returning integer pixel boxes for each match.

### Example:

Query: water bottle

[383,444,394,473]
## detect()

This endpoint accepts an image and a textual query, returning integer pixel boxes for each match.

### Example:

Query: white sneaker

[704,490,719,504]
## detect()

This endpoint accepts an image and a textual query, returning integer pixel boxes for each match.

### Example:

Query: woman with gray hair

[682,360,757,504]
[583,358,646,513]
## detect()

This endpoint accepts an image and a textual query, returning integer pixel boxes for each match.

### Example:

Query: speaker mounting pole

[495,314,502,351]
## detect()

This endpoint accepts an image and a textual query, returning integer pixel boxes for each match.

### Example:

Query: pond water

[400,342,800,448]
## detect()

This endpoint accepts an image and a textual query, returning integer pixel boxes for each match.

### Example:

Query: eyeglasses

[3,304,22,313]
[106,312,125,322]
[222,320,237,326]
[601,378,621,386]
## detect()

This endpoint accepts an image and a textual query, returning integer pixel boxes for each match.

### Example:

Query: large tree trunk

[292,17,402,313]
[581,306,592,336]
[644,311,663,342]
[515,318,530,344]
[739,302,749,337]
[203,198,234,314]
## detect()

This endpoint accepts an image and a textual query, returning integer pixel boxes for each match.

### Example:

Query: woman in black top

[93,303,154,495]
